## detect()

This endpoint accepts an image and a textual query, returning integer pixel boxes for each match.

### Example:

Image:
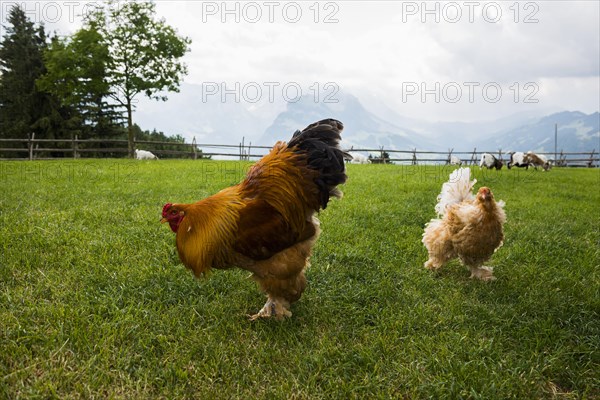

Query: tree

[0,5,69,146]
[131,124,210,159]
[368,151,391,164]
[86,1,191,157]
[37,27,124,139]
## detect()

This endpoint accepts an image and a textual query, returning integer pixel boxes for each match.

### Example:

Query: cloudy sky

[2,0,599,123]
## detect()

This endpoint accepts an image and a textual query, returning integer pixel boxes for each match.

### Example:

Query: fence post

[28,132,35,161]
[446,148,453,165]
[588,149,596,168]
[412,148,417,165]
[497,148,503,162]
[470,148,477,165]
[192,137,197,160]
[73,135,79,159]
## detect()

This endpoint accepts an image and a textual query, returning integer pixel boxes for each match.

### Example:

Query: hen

[422,167,506,281]
[161,119,347,319]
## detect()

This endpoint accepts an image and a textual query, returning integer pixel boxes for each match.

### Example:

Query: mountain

[259,93,433,151]
[493,111,599,153]
[359,97,557,151]
[134,84,598,154]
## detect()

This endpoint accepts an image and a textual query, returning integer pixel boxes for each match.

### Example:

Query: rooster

[161,119,347,320]
[422,167,506,281]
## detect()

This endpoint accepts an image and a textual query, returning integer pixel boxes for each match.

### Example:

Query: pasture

[1,160,598,399]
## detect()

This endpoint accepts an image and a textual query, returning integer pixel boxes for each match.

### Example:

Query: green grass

[1,160,599,399]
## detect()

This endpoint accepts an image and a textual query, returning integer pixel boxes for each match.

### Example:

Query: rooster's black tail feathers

[288,119,349,209]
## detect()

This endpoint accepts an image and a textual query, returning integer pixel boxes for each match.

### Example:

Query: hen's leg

[424,257,445,270]
[423,223,454,271]
[469,265,496,281]
[424,242,454,270]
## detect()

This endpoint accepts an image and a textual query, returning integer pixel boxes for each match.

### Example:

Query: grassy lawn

[1,160,599,399]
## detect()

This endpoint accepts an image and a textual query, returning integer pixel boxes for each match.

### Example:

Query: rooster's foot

[249,297,292,321]
[469,266,496,281]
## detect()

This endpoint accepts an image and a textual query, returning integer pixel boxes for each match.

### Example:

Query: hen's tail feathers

[288,119,350,209]
[434,167,477,216]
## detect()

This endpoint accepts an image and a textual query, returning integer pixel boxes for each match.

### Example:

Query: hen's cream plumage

[423,167,506,280]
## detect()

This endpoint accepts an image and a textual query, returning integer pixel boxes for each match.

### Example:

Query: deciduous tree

[86,1,191,157]
[38,26,123,139]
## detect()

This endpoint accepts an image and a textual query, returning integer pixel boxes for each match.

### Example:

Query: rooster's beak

[160,217,168,223]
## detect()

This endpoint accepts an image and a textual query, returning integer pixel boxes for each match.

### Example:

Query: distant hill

[493,111,599,153]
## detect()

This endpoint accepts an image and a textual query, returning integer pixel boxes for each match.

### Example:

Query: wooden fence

[344,147,599,168]
[0,135,203,160]
[0,136,598,167]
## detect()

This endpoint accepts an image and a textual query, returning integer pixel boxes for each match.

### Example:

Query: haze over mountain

[135,83,278,145]
[135,84,599,154]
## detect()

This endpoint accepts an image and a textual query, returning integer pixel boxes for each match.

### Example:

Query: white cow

[135,149,158,160]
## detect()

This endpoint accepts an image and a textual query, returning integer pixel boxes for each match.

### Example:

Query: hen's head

[476,187,494,203]
[161,203,185,233]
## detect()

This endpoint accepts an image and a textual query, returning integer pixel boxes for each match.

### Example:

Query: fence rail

[344,147,598,167]
[0,136,598,167]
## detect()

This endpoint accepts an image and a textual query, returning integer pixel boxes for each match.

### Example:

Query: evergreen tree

[0,5,72,157]
[0,5,43,139]
[0,6,63,137]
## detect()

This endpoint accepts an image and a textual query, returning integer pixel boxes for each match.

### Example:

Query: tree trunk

[126,101,134,158]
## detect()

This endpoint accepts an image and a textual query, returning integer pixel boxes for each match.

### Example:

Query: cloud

[2,0,598,123]
[426,1,600,82]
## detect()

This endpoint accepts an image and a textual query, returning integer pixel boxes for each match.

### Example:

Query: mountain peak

[259,92,427,150]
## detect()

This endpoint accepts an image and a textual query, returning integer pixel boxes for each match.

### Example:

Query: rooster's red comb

[162,203,173,217]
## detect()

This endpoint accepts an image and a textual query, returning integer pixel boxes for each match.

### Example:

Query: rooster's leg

[249,296,292,321]
[469,265,496,281]
[249,270,307,321]
[248,238,314,321]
